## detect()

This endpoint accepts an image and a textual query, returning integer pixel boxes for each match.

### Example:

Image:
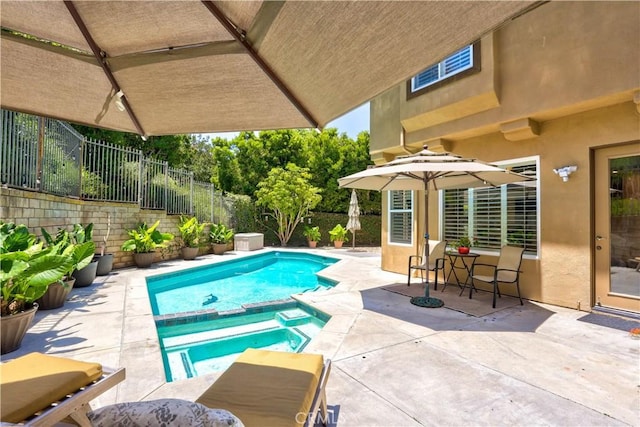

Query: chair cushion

[196,349,324,427]
[0,352,103,423]
[87,399,243,427]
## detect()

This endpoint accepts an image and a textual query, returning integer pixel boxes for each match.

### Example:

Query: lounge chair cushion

[0,352,103,424]
[87,398,243,427]
[196,348,324,427]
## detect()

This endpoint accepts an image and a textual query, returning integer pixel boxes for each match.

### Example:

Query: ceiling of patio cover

[0,1,537,136]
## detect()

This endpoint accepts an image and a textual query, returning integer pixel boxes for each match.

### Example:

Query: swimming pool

[146,251,338,316]
[147,251,337,381]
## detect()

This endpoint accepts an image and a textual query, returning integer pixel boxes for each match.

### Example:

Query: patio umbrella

[0,1,537,136]
[338,146,535,308]
[346,189,361,249]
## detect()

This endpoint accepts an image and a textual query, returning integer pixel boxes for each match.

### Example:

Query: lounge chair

[471,245,525,308]
[407,239,447,290]
[0,352,126,426]
[197,348,332,427]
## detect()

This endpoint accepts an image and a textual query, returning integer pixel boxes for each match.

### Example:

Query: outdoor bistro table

[445,252,480,298]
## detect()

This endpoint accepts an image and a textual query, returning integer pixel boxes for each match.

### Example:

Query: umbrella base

[410,296,444,308]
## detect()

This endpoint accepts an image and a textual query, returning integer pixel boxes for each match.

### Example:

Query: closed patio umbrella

[338,146,535,307]
[0,1,537,136]
[346,189,361,249]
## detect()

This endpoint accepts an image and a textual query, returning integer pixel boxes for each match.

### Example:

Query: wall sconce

[114,90,126,112]
[553,165,577,182]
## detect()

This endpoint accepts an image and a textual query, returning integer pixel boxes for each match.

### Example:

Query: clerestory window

[408,42,480,98]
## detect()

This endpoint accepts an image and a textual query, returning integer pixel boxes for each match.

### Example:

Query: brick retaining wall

[0,187,182,269]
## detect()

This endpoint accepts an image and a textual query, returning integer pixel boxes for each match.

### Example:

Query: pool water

[147,251,338,316]
[158,306,328,382]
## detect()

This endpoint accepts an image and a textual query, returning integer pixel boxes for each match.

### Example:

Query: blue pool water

[146,251,338,316]
[158,305,329,382]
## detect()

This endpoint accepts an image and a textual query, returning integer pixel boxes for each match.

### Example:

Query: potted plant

[42,224,97,288]
[303,225,321,248]
[209,223,234,255]
[328,224,348,249]
[453,236,474,254]
[177,215,206,260]
[95,213,114,276]
[121,220,174,268]
[0,222,73,354]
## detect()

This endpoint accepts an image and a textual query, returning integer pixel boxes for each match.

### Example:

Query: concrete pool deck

[7,248,639,426]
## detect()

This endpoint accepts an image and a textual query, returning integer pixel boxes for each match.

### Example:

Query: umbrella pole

[410,184,444,308]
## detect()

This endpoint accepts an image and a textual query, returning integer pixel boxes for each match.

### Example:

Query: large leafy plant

[0,222,73,316]
[41,225,96,275]
[177,215,206,248]
[209,223,234,244]
[121,221,174,253]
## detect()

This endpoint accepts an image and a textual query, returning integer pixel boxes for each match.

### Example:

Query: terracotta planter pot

[133,252,155,268]
[333,241,344,249]
[212,243,227,255]
[95,253,114,276]
[36,278,75,310]
[72,260,98,287]
[182,247,199,260]
[1,303,38,355]
[308,240,318,248]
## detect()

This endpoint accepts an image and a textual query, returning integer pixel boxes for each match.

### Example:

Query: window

[408,42,480,98]
[389,190,413,245]
[441,159,538,255]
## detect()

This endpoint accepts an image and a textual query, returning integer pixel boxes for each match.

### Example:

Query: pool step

[276,310,312,327]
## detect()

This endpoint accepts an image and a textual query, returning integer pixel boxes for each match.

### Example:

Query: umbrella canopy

[346,189,361,249]
[338,147,535,306]
[0,1,536,136]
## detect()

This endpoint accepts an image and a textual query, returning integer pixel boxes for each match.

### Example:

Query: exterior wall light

[553,165,577,182]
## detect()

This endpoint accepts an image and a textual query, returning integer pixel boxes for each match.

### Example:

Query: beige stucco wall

[372,1,640,310]
[0,187,183,269]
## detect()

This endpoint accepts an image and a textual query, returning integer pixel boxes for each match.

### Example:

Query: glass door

[594,143,640,313]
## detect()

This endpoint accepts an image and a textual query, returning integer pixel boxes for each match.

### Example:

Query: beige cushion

[196,349,324,427]
[0,352,102,423]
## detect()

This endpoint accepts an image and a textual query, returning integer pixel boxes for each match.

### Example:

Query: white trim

[411,45,474,92]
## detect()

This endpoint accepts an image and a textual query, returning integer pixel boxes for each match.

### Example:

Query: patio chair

[196,348,332,427]
[407,239,447,290]
[471,245,525,308]
[0,352,125,426]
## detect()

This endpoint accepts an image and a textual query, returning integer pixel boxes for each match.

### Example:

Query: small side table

[445,252,479,298]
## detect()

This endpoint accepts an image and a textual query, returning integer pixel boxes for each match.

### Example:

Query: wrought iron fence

[1,109,226,223]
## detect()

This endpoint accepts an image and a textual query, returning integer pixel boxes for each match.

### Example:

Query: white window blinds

[411,45,473,92]
[389,190,412,244]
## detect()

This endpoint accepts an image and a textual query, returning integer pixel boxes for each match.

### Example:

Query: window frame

[438,156,540,258]
[407,41,481,100]
[388,190,414,246]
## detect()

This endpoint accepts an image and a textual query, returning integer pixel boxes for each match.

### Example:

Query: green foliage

[121,221,174,253]
[452,236,474,248]
[256,164,322,246]
[40,224,96,274]
[231,195,258,233]
[209,223,234,244]
[303,225,321,242]
[0,222,74,315]
[177,215,206,248]
[328,224,349,242]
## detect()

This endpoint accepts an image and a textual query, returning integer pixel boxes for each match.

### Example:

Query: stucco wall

[371,1,640,310]
[0,187,182,269]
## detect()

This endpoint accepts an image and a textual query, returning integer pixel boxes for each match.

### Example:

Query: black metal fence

[0,109,233,223]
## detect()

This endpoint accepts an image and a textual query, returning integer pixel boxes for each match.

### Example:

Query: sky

[199,102,370,141]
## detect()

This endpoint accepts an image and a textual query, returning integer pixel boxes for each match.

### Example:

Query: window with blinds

[442,161,538,255]
[389,190,413,245]
[411,45,474,93]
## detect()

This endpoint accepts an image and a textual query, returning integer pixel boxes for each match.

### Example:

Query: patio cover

[0,1,537,136]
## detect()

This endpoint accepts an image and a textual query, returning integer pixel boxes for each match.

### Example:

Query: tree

[255,164,322,246]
